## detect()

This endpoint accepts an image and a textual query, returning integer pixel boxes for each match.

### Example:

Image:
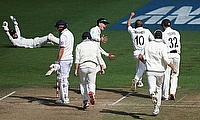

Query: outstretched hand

[100,35,108,43]
[108,53,115,60]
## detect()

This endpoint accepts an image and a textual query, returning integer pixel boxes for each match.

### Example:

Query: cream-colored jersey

[75,39,104,68]
[144,39,170,76]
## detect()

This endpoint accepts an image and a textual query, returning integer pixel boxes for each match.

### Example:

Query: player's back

[128,26,154,50]
[162,27,181,53]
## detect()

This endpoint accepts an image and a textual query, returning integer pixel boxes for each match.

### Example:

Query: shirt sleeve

[60,34,68,47]
[74,45,80,64]
[90,28,100,42]
[162,45,171,64]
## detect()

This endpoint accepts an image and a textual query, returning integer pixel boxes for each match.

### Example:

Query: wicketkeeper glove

[10,16,18,25]
[2,21,9,31]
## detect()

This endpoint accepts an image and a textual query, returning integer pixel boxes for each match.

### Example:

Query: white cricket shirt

[59,28,74,60]
[162,27,181,54]
[90,26,109,57]
[128,26,154,56]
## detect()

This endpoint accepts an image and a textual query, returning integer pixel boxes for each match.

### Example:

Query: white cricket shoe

[131,79,137,91]
[153,105,159,115]
[151,92,158,105]
[55,99,69,104]
[137,81,144,87]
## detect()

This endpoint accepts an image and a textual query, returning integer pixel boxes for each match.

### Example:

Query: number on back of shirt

[135,35,144,46]
[168,37,178,48]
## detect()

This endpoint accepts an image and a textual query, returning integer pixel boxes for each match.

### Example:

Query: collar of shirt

[154,38,163,42]
[165,27,172,31]
[61,28,68,34]
[83,39,91,42]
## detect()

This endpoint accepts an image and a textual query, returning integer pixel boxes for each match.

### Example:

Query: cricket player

[138,30,177,115]
[53,20,74,104]
[90,18,115,72]
[161,19,181,100]
[74,32,105,109]
[127,12,154,90]
[2,16,59,48]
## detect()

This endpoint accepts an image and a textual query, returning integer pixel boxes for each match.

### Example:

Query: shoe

[83,100,89,109]
[48,33,54,40]
[161,96,168,101]
[137,81,144,87]
[131,79,137,91]
[151,92,158,105]
[55,99,69,104]
[153,105,159,115]
[169,94,175,100]
[88,91,95,105]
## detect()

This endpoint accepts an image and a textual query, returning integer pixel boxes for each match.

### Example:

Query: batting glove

[50,64,60,71]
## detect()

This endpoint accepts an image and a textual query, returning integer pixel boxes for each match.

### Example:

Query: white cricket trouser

[33,36,48,48]
[134,56,146,81]
[57,60,73,102]
[147,75,164,107]
[163,53,180,98]
[78,67,96,101]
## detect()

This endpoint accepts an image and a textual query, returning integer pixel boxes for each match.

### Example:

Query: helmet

[54,20,67,28]
[161,19,171,27]
[9,29,16,36]
[97,18,109,25]
[82,32,92,40]
[154,29,162,39]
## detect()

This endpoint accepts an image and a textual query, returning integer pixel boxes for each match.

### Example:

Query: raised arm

[127,12,135,28]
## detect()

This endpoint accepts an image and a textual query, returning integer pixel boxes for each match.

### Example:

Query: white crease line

[112,93,131,105]
[0,91,16,101]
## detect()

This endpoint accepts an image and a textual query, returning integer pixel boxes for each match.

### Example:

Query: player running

[2,16,59,48]
[138,30,177,115]
[161,19,181,100]
[74,32,105,109]
[127,12,154,91]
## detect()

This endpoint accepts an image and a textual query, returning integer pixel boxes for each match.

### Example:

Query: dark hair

[135,19,143,28]
[9,29,16,36]
[161,19,171,27]
[82,32,92,40]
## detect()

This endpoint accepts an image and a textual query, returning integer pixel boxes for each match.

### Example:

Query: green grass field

[0,0,199,91]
